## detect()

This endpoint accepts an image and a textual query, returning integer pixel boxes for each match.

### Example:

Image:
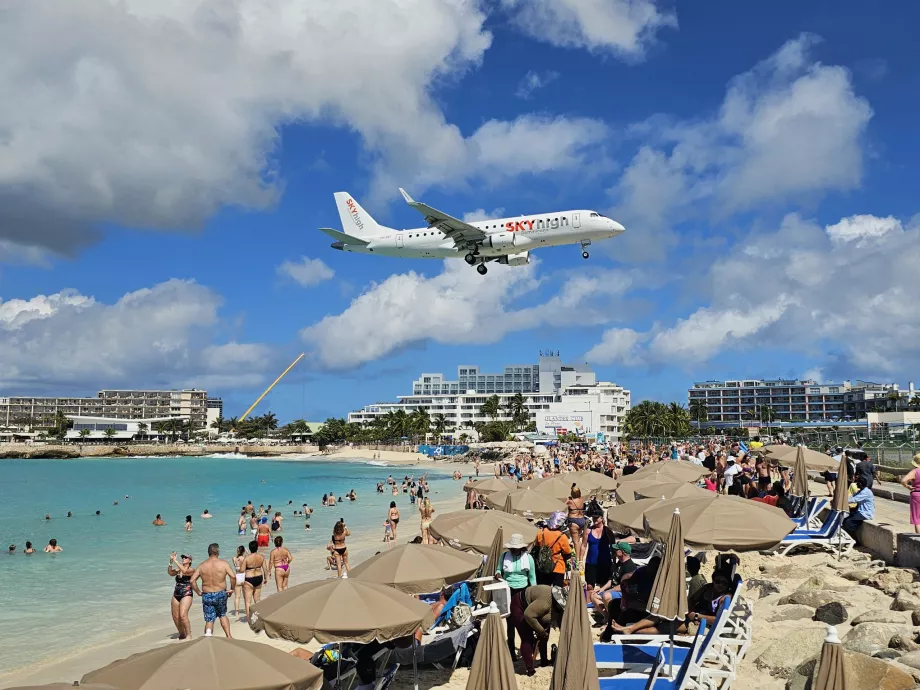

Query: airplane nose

[610,220,625,233]
[331,241,345,250]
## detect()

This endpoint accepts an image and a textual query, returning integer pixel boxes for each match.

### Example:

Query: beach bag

[534,532,559,574]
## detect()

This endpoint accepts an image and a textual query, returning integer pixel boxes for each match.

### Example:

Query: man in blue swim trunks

[191,543,237,637]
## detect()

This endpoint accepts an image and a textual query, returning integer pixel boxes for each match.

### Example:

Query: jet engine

[500,251,530,267]
[485,232,515,249]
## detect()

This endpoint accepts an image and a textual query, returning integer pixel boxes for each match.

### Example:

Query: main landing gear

[580,240,591,259]
[476,263,488,275]
[465,252,477,265]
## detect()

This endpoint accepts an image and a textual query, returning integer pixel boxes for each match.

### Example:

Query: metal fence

[860,441,920,468]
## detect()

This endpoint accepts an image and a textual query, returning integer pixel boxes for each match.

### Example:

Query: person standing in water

[330,520,350,578]
[168,552,194,639]
[419,498,435,544]
[185,515,193,532]
[238,510,247,535]
[152,514,166,526]
[232,546,246,615]
[241,540,267,622]
[44,539,62,553]
[269,536,293,592]
[190,543,236,637]
[256,517,271,548]
[387,501,400,543]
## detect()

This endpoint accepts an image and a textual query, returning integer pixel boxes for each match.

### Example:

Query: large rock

[786,648,916,690]
[842,623,906,656]
[756,627,827,678]
[746,578,782,599]
[912,609,920,626]
[897,650,920,670]
[842,568,875,582]
[852,610,911,625]
[863,569,920,595]
[813,602,848,625]
[760,563,814,579]
[889,633,920,652]
[891,588,920,612]
[778,589,844,608]
[874,649,904,660]
[768,604,817,622]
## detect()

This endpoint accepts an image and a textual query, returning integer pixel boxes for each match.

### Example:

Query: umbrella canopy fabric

[791,446,810,506]
[549,569,600,690]
[831,452,850,513]
[643,494,796,551]
[9,686,115,690]
[629,461,709,482]
[484,487,567,518]
[633,482,710,502]
[465,610,518,690]
[249,579,434,644]
[349,544,483,594]
[764,445,838,471]
[429,510,537,554]
[464,477,517,495]
[813,626,848,690]
[647,510,688,621]
[532,472,618,501]
[476,526,504,605]
[82,637,322,690]
[606,498,667,533]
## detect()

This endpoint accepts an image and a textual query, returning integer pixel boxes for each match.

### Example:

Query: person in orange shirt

[533,512,572,587]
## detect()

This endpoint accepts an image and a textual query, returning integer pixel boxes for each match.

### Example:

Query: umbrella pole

[336,642,342,690]
[668,619,675,679]
[413,637,419,690]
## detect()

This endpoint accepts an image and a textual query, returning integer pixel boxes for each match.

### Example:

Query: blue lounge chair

[776,510,854,556]
[598,621,708,690]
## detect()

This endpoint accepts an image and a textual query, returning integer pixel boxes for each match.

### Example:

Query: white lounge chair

[774,510,854,556]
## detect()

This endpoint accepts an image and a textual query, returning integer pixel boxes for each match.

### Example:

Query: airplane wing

[319,227,370,245]
[399,188,487,247]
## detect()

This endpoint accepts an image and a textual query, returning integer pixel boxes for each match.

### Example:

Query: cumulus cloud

[0,280,274,390]
[515,70,559,99]
[586,211,920,378]
[462,209,506,222]
[277,256,335,287]
[300,260,633,369]
[609,33,873,261]
[500,0,676,58]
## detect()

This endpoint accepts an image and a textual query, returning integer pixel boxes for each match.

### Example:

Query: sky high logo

[346,198,364,230]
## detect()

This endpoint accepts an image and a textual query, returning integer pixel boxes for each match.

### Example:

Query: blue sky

[2,1,919,423]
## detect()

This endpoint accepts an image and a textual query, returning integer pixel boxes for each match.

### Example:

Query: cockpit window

[590,212,599,217]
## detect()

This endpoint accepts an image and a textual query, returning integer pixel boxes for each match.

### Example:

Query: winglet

[398,187,415,204]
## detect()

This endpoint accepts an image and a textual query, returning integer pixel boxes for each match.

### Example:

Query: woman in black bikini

[330,520,351,578]
[242,540,268,622]
[167,552,194,639]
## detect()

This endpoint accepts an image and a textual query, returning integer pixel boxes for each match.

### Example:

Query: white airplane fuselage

[336,210,623,260]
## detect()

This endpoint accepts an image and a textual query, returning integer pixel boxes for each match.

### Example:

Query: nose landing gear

[580,240,591,259]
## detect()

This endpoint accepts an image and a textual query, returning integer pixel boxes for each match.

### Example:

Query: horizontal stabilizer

[319,227,370,245]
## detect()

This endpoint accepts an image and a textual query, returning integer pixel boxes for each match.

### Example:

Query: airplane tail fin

[334,192,389,239]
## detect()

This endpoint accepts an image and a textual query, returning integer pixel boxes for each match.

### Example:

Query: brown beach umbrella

[534,472,618,501]
[82,637,322,690]
[831,451,849,513]
[249,579,434,644]
[643,494,796,551]
[764,445,838,471]
[606,498,666,533]
[429,509,537,554]
[349,543,483,594]
[548,569,600,690]
[465,608,518,690]
[647,509,689,677]
[464,477,517,495]
[476,526,504,605]
[630,461,709,482]
[633,482,710,501]
[8,686,115,690]
[485,487,567,518]
[813,625,848,690]
[791,446,810,510]
[614,473,680,503]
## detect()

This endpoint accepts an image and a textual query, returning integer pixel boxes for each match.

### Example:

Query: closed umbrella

[548,569,600,690]
[813,625,848,690]
[465,607,518,690]
[606,498,667,533]
[485,487,567,518]
[643,494,796,551]
[464,477,517,495]
[646,509,689,677]
[476,527,504,605]
[831,452,851,558]
[349,544,483,594]
[765,445,838,471]
[82,637,322,690]
[791,446,810,517]
[429,510,537,554]
[633,482,709,501]
[630,462,709,482]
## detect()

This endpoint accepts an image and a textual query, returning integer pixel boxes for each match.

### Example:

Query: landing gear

[582,251,590,259]
[580,240,591,260]
[464,253,477,265]
[476,263,488,275]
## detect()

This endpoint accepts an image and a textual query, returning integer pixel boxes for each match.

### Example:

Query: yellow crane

[239,352,305,422]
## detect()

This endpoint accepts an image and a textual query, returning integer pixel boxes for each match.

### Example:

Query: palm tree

[887,391,902,412]
[432,413,448,444]
[78,428,90,440]
[910,395,920,411]
[136,422,148,441]
[480,395,501,421]
[103,427,116,440]
[458,432,470,445]
[504,393,529,431]
[409,408,431,443]
[385,410,411,441]
[667,402,691,436]
[259,412,279,434]
[688,400,708,430]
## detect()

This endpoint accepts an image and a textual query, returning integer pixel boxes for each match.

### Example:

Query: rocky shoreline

[0,443,319,459]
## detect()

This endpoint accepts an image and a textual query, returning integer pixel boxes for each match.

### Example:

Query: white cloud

[500,0,676,58]
[584,328,646,366]
[609,33,873,261]
[301,259,633,369]
[462,208,506,222]
[277,256,335,287]
[0,279,273,390]
[825,214,901,247]
[515,70,559,99]
[802,367,824,383]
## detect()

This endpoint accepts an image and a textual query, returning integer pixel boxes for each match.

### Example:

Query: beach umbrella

[606,498,667,533]
[630,461,709,483]
[764,445,838,471]
[614,474,681,503]
[429,510,537,554]
[8,685,115,690]
[476,526,504,605]
[484,487,567,519]
[533,472,618,501]
[831,452,850,559]
[813,625,848,690]
[643,494,796,551]
[464,477,517,495]
[548,569,600,690]
[646,509,689,677]
[249,579,434,644]
[791,446,810,516]
[633,482,710,502]
[465,606,518,690]
[82,637,322,690]
[349,543,483,594]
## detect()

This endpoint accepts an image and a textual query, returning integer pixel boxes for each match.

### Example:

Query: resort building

[348,353,630,440]
[688,378,915,426]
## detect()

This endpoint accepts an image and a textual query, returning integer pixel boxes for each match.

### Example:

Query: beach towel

[434,582,473,628]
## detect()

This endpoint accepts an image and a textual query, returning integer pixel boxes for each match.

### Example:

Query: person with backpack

[532,512,572,587]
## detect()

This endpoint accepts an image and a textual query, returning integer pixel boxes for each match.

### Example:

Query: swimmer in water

[153,514,167,526]
[44,514,51,520]
[44,538,62,553]
[67,511,72,518]
[8,545,14,554]
[24,541,35,554]
[185,515,193,532]
[201,510,212,519]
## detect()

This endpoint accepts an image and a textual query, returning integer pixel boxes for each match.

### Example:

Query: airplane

[320,189,625,275]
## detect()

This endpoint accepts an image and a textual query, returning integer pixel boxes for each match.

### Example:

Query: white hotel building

[348,353,631,440]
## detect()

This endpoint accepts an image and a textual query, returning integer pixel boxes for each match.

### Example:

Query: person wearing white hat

[495,532,537,676]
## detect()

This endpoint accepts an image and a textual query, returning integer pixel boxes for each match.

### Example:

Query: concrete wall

[856,520,898,563]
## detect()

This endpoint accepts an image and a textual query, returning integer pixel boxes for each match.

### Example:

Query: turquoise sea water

[0,457,453,676]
